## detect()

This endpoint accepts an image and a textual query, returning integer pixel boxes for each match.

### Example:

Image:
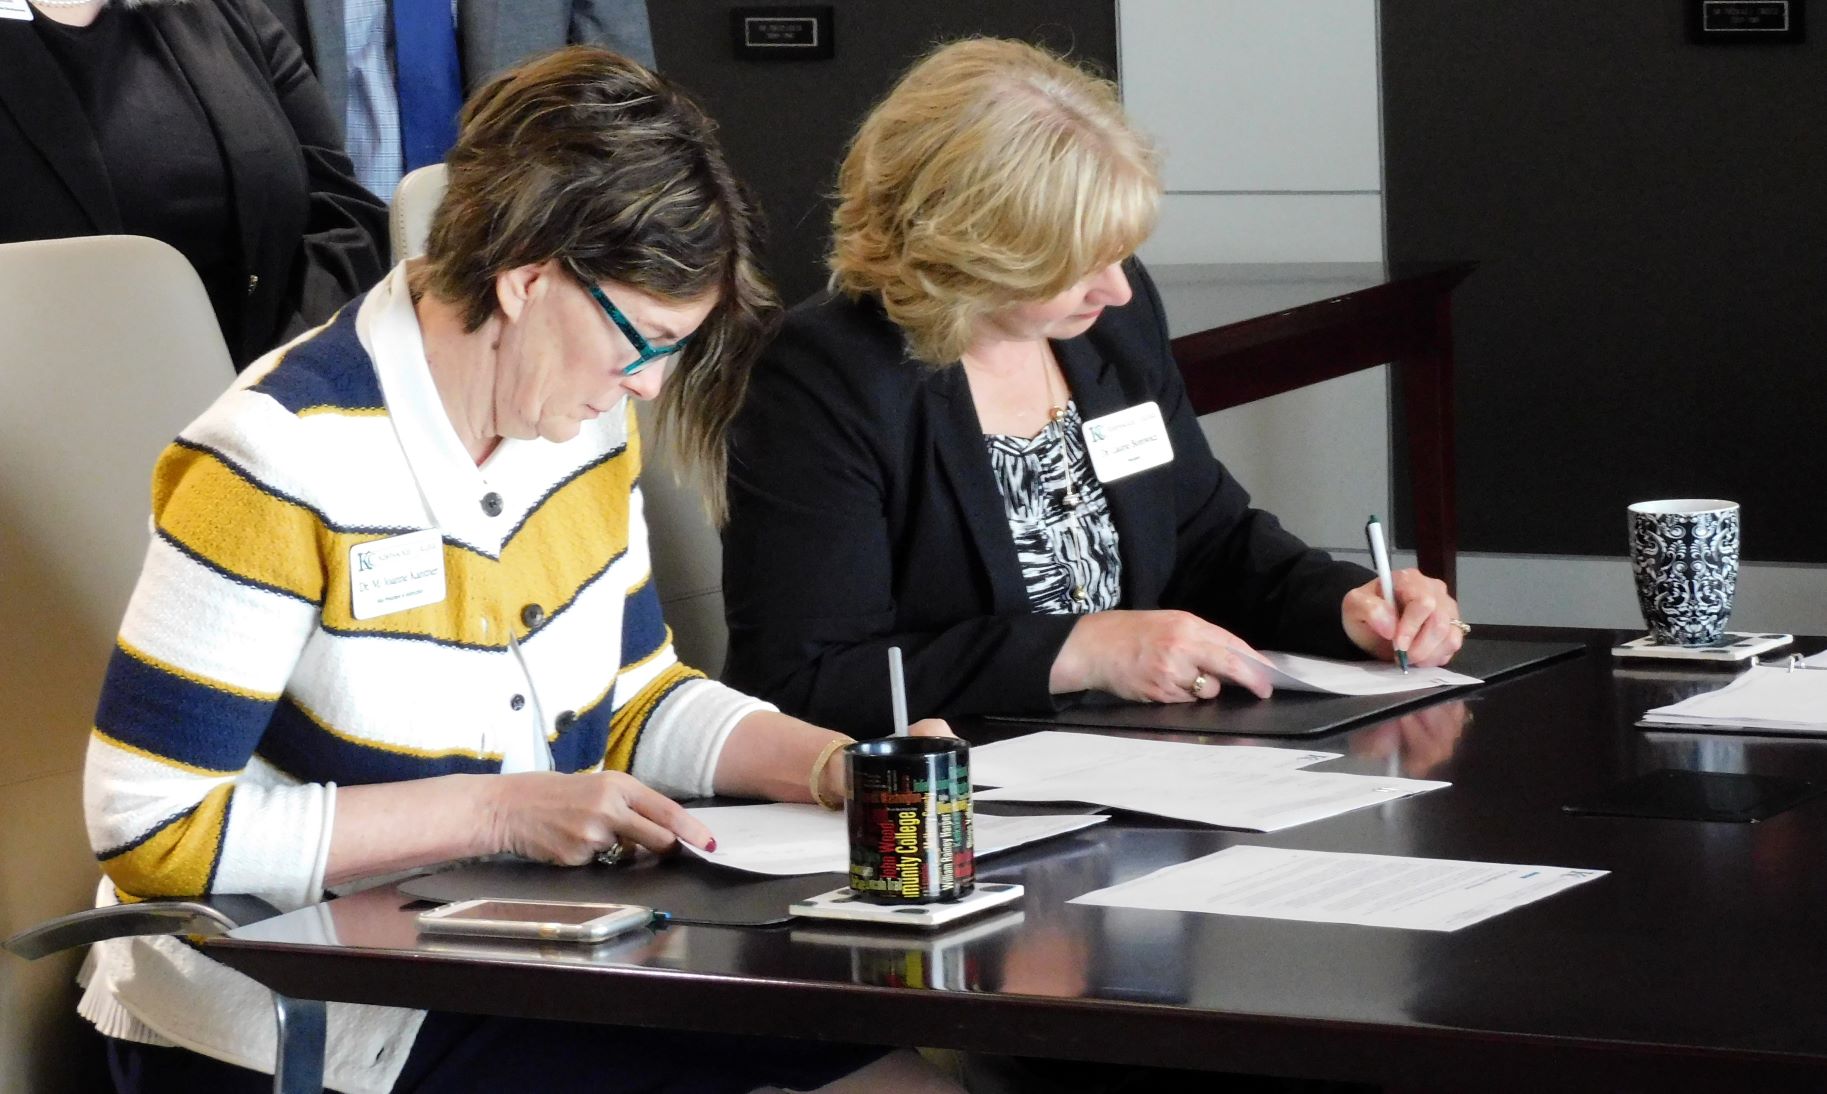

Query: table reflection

[788,911,1023,991]
[1347,699,1471,778]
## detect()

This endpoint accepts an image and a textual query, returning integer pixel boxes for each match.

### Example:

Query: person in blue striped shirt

[260,0,659,201]
[78,46,959,1094]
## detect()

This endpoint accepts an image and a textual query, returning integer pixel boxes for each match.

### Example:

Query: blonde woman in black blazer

[723,38,1465,735]
[0,0,385,369]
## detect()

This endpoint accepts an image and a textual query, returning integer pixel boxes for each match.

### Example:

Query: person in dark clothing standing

[0,0,386,370]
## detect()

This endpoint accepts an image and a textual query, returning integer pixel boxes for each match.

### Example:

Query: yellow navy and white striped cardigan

[77,264,770,1093]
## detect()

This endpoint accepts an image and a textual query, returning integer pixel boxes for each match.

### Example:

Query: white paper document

[975,747,1446,832]
[1254,651,1483,695]
[1071,845,1607,932]
[1641,664,1827,733]
[1801,649,1827,667]
[970,730,1337,789]
[683,803,1107,876]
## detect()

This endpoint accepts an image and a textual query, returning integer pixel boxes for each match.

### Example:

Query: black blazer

[0,0,386,369]
[722,260,1373,735]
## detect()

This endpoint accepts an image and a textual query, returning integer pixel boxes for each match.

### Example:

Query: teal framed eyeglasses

[582,281,690,376]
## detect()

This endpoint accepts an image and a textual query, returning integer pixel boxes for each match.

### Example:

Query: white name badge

[349,529,447,620]
[1081,402,1174,484]
[0,0,34,22]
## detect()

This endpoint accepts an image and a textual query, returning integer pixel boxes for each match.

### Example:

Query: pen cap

[1364,516,1397,603]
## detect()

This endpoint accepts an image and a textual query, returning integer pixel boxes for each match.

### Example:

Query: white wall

[1119,0,1388,555]
[1118,0,1821,634]
[1333,550,1825,637]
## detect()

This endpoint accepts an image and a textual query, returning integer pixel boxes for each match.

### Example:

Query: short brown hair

[420,46,776,518]
[829,38,1161,364]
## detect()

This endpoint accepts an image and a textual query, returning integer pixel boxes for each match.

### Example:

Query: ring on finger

[1189,673,1209,697]
[595,840,634,867]
[1447,619,1472,636]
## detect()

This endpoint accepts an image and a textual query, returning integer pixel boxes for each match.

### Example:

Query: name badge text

[349,529,446,620]
[1082,401,1174,483]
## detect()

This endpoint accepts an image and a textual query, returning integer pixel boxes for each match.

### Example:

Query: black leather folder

[988,637,1583,739]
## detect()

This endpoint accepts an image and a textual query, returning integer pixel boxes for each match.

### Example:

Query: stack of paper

[1641,664,1827,733]
[1070,845,1607,932]
[970,730,1338,789]
[970,731,1448,832]
[683,803,1106,876]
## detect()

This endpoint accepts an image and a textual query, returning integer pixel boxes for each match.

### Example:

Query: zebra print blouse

[983,402,1123,614]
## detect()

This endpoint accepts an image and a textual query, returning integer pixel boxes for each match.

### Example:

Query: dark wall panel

[650,1,1117,307]
[1383,2,1825,562]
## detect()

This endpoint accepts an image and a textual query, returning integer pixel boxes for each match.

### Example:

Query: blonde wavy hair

[829,38,1161,364]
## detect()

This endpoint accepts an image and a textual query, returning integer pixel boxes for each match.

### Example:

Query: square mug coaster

[789,882,1024,929]
[1611,633,1792,663]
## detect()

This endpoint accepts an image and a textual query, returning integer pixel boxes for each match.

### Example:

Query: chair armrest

[4,895,283,961]
[4,894,323,1093]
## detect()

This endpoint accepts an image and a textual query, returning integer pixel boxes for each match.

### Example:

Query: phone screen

[440,901,624,925]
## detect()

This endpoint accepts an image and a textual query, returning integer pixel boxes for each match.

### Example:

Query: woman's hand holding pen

[1341,569,1464,667]
[326,771,709,886]
[484,770,715,866]
[907,718,957,738]
[1051,610,1275,703]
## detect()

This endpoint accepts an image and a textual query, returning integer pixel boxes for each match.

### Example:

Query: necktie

[393,0,463,171]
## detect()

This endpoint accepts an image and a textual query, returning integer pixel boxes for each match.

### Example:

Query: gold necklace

[1037,347,1081,509]
[1043,354,1067,423]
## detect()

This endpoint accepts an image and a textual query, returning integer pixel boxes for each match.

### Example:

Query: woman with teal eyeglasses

[582,278,692,370]
[79,46,958,1094]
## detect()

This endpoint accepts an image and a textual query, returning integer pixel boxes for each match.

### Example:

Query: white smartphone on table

[416,898,653,943]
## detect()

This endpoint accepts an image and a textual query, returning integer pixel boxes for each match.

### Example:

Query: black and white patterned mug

[1627,499,1740,645]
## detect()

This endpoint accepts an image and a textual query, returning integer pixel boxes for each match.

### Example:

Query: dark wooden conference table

[210,627,1827,1093]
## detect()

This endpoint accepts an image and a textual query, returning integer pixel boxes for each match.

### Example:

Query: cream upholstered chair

[388,161,449,264]
[0,237,321,1093]
[635,452,730,678]
[389,165,732,675]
